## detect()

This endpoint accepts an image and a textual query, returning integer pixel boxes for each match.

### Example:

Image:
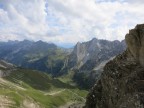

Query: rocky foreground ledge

[84,24,144,108]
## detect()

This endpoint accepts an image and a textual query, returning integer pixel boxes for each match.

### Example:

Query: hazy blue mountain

[0,40,69,76]
[0,38,126,82]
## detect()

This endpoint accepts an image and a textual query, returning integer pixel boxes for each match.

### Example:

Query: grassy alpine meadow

[0,68,88,108]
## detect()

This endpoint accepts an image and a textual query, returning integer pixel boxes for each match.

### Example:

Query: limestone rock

[64,38,126,71]
[125,24,144,66]
[84,24,144,108]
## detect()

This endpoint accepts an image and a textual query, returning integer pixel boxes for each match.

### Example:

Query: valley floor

[0,69,88,108]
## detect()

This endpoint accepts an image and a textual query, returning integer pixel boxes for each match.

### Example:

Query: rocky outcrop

[126,24,144,66]
[84,24,144,108]
[0,60,15,77]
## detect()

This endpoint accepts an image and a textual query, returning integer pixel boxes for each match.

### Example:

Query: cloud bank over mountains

[0,0,144,45]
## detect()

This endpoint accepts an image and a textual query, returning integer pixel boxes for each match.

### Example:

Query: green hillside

[0,68,88,108]
[0,40,69,76]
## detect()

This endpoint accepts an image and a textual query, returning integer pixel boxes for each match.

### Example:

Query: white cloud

[46,0,144,43]
[0,0,144,45]
[0,0,47,40]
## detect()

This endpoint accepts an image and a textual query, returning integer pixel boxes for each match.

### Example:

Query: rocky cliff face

[126,25,144,66]
[66,38,126,71]
[84,24,144,108]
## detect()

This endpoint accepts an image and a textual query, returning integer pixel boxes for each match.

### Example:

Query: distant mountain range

[0,38,126,89]
[0,40,69,76]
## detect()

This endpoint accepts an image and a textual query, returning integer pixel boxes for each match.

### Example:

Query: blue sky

[0,0,144,47]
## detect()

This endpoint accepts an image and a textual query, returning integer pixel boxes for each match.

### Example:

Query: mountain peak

[36,40,44,43]
[91,37,98,41]
[65,38,126,71]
